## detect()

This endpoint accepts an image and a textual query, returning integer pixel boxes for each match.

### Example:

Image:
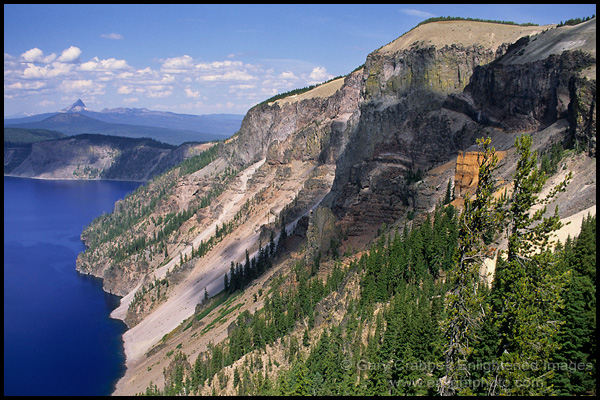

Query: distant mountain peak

[61,99,89,113]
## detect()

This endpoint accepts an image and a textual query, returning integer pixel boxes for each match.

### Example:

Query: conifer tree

[492,134,572,395]
[439,137,501,395]
[223,272,229,292]
[444,178,454,205]
[550,214,596,395]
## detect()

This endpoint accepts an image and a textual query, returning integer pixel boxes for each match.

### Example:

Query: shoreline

[3,173,148,183]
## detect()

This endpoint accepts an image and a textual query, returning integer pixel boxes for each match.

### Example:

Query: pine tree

[492,134,572,395]
[223,272,229,292]
[439,137,501,395]
[549,214,596,395]
[444,178,454,205]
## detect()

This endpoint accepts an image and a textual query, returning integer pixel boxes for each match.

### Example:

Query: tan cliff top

[272,76,346,106]
[271,21,553,107]
[377,20,555,54]
[271,18,597,106]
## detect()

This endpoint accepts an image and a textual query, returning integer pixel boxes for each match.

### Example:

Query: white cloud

[195,60,244,70]
[56,46,82,63]
[5,81,47,91]
[100,33,124,40]
[21,48,56,63]
[59,79,105,95]
[184,88,201,98]
[136,67,154,75]
[308,66,332,83]
[279,71,297,80]
[399,8,437,18]
[145,85,173,98]
[161,55,195,73]
[117,85,133,94]
[80,56,130,71]
[39,100,56,107]
[197,70,256,82]
[229,84,256,90]
[23,62,74,79]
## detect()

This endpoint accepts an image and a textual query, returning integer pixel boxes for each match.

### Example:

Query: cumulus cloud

[117,85,133,94]
[229,84,256,90]
[59,79,105,95]
[100,33,124,40]
[38,100,56,107]
[195,60,244,70]
[21,48,56,63]
[80,56,130,71]
[279,71,297,80]
[161,55,195,73]
[145,85,173,98]
[184,88,201,98]
[23,62,74,79]
[6,43,339,114]
[56,46,82,63]
[308,66,332,83]
[197,70,256,82]
[5,81,46,90]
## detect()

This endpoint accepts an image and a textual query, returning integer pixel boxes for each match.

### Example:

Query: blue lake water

[4,176,142,396]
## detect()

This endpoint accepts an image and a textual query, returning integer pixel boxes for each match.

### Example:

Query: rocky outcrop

[454,150,508,198]
[568,75,596,156]
[447,48,596,132]
[326,38,513,237]
[226,70,363,168]
[445,18,596,134]
[305,206,340,262]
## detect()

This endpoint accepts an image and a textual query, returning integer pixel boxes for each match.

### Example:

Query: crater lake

[4,176,142,396]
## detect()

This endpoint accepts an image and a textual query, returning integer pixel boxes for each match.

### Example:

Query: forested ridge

[140,135,596,396]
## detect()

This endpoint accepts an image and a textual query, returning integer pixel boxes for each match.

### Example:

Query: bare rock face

[568,75,597,156]
[305,206,340,262]
[454,151,482,198]
[326,41,506,238]
[226,69,363,168]
[450,48,596,132]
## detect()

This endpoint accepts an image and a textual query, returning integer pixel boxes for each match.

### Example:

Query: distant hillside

[4,132,213,181]
[4,112,226,146]
[90,109,244,137]
[4,127,67,145]
[4,100,244,144]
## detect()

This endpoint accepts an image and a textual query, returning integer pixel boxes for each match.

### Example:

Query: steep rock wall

[226,70,363,168]
[448,48,596,132]
[327,41,509,237]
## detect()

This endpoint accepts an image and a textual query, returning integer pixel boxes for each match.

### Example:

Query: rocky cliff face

[323,19,596,240]
[226,71,362,168]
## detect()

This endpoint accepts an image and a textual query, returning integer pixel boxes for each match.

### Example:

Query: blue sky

[4,4,596,117]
